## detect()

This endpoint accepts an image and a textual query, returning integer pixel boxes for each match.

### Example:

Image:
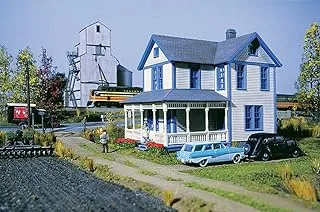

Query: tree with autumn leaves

[0,46,66,121]
[296,22,320,123]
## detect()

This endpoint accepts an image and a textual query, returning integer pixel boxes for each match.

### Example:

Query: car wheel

[292,149,300,158]
[244,144,251,155]
[199,159,208,167]
[261,151,270,161]
[232,154,241,164]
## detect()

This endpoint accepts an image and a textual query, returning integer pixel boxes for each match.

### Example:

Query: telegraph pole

[26,62,31,129]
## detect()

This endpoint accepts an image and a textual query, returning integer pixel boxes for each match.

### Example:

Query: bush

[281,163,318,202]
[278,117,312,138]
[107,124,124,143]
[81,157,95,172]
[81,129,98,142]
[34,132,56,146]
[54,141,74,159]
[312,125,320,137]
[146,141,166,154]
[162,190,174,207]
[0,131,5,146]
[115,138,138,149]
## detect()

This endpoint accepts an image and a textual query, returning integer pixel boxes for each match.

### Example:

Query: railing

[168,130,227,145]
[125,129,141,141]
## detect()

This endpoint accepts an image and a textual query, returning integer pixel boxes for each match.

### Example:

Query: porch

[124,101,229,147]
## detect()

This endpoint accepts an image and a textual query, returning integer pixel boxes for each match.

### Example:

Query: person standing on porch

[100,129,109,153]
[142,121,150,143]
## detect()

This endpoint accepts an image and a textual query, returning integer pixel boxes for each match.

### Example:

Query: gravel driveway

[0,157,174,212]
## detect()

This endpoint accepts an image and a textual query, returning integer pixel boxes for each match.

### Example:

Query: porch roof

[121,89,228,104]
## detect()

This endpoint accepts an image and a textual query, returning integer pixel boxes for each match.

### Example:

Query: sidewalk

[59,136,314,212]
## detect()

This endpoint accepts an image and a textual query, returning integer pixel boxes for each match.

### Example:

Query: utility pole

[26,62,31,129]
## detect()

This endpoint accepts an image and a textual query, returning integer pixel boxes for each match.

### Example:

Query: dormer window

[249,38,259,56]
[96,25,100,33]
[153,47,159,58]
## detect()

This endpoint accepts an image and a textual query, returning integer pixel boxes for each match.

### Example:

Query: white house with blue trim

[122,29,282,147]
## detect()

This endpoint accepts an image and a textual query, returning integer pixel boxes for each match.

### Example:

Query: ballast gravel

[0,157,175,212]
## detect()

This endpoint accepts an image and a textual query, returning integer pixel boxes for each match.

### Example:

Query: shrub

[54,141,74,159]
[162,190,174,207]
[34,132,56,146]
[0,131,5,146]
[106,124,124,143]
[81,129,97,142]
[278,117,312,138]
[312,125,320,137]
[281,163,318,202]
[146,141,165,154]
[82,157,95,172]
[115,138,138,149]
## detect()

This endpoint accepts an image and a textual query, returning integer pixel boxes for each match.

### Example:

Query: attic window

[153,47,159,58]
[96,25,100,33]
[249,38,260,56]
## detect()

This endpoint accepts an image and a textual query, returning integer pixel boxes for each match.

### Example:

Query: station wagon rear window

[184,145,193,152]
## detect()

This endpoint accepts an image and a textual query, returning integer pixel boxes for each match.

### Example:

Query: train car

[88,86,142,107]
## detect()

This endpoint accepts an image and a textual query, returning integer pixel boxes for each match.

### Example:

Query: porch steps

[135,144,148,151]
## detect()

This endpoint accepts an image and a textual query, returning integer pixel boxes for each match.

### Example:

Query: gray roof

[121,89,228,104]
[152,34,218,65]
[213,33,256,64]
[137,32,282,70]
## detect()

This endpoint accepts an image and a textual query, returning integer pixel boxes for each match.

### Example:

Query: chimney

[226,29,236,40]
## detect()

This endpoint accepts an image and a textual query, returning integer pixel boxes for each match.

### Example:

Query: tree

[10,48,41,103]
[296,22,320,123]
[37,48,67,114]
[0,45,13,121]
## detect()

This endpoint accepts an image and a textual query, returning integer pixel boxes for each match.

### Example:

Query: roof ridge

[152,34,218,44]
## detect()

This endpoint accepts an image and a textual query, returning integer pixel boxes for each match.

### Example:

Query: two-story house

[122,29,282,147]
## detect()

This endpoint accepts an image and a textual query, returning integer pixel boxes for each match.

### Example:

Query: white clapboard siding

[145,43,168,67]
[235,46,275,65]
[144,68,151,91]
[176,63,190,89]
[200,65,214,90]
[231,64,275,141]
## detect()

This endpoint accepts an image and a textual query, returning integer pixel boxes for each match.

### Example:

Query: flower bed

[115,138,138,149]
[146,141,165,154]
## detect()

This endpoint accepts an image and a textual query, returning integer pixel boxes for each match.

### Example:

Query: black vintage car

[244,133,301,161]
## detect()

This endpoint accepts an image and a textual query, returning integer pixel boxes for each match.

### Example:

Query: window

[194,145,203,152]
[190,66,200,89]
[184,145,193,152]
[213,143,221,149]
[261,67,269,91]
[153,47,159,58]
[217,66,225,90]
[96,25,100,33]
[249,38,259,56]
[204,144,212,151]
[245,105,263,130]
[95,45,102,55]
[152,66,163,90]
[236,64,246,89]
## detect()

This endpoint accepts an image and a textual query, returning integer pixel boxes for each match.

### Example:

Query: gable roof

[137,32,282,70]
[121,89,228,104]
[79,21,111,32]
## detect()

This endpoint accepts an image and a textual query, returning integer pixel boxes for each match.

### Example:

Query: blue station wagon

[176,141,245,167]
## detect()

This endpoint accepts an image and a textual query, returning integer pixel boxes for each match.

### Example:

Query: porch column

[205,107,209,141]
[124,108,128,130]
[131,105,135,130]
[140,105,144,139]
[152,104,156,132]
[186,106,190,142]
[163,103,168,146]
[225,102,229,141]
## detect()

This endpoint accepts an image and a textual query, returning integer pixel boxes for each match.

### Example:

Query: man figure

[100,129,109,153]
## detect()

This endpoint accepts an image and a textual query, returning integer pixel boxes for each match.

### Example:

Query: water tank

[117,65,132,87]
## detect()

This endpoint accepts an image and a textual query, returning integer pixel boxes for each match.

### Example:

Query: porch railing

[168,130,227,145]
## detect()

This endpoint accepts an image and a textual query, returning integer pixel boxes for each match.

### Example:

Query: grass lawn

[182,137,320,206]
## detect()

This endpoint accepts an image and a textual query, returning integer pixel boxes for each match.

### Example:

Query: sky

[0,0,319,94]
